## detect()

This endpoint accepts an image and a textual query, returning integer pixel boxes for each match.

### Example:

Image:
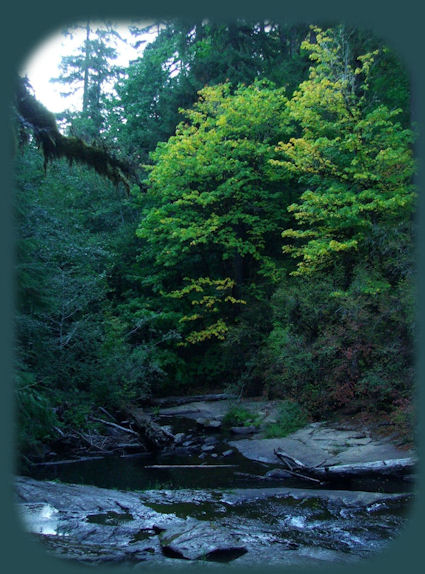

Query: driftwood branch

[75,430,112,453]
[97,406,117,422]
[32,456,105,466]
[90,416,140,437]
[274,448,417,483]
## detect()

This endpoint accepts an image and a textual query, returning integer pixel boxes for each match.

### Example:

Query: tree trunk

[82,21,91,115]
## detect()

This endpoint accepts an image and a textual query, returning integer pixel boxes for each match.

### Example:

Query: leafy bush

[389,398,415,443]
[264,400,308,438]
[222,405,261,428]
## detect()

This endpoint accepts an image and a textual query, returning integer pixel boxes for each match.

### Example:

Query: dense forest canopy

[14,19,416,456]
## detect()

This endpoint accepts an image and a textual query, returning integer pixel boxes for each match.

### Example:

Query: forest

[14,19,416,460]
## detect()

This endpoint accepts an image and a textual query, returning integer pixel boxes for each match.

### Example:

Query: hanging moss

[14,76,138,192]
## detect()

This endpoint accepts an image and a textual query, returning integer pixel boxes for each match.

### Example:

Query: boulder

[196,418,222,430]
[203,436,218,445]
[173,433,185,445]
[159,519,247,562]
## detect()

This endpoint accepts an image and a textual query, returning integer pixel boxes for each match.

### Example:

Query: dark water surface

[27,449,276,490]
[26,415,412,493]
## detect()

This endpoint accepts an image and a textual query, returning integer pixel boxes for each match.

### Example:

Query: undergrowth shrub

[222,405,262,428]
[264,400,308,437]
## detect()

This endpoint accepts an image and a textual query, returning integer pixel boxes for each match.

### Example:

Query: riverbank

[16,394,417,566]
[150,395,415,464]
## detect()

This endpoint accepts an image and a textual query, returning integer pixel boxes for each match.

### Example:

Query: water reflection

[18,503,61,536]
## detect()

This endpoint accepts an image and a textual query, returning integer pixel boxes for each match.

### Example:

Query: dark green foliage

[222,406,261,428]
[264,401,308,438]
[14,145,156,450]
[259,256,414,418]
[15,368,59,455]
[110,19,311,165]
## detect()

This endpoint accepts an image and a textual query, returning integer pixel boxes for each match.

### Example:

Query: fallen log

[274,448,417,483]
[115,442,145,450]
[234,472,275,481]
[97,406,117,422]
[125,407,175,451]
[317,458,418,479]
[31,456,105,466]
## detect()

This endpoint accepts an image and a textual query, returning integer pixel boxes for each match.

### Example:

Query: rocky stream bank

[16,395,417,567]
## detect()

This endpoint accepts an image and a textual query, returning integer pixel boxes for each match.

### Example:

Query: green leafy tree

[137,81,295,347]
[110,19,311,165]
[273,26,415,282]
[15,21,416,455]
[258,27,415,419]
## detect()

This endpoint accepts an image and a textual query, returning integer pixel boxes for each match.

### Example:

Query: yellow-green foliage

[167,277,245,344]
[273,27,415,276]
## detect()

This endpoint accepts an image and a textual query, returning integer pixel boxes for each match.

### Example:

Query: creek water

[21,415,415,566]
[27,415,411,493]
[28,449,276,490]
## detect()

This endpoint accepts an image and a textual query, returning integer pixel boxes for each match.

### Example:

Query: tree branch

[14,76,142,193]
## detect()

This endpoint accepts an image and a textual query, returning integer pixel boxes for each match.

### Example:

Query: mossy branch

[15,76,139,193]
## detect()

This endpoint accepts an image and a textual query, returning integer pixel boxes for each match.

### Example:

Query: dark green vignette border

[1,1,423,574]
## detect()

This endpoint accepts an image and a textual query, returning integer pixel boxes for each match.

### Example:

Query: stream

[17,414,415,567]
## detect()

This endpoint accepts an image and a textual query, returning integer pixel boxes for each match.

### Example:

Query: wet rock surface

[16,476,413,567]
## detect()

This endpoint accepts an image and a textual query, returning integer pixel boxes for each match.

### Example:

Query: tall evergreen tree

[51,22,122,142]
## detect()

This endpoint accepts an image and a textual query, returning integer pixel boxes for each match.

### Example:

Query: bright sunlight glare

[21,21,155,113]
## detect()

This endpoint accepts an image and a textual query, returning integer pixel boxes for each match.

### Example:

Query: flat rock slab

[15,476,184,555]
[157,399,280,422]
[159,401,230,419]
[229,422,414,467]
[150,394,236,408]
[16,476,161,518]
